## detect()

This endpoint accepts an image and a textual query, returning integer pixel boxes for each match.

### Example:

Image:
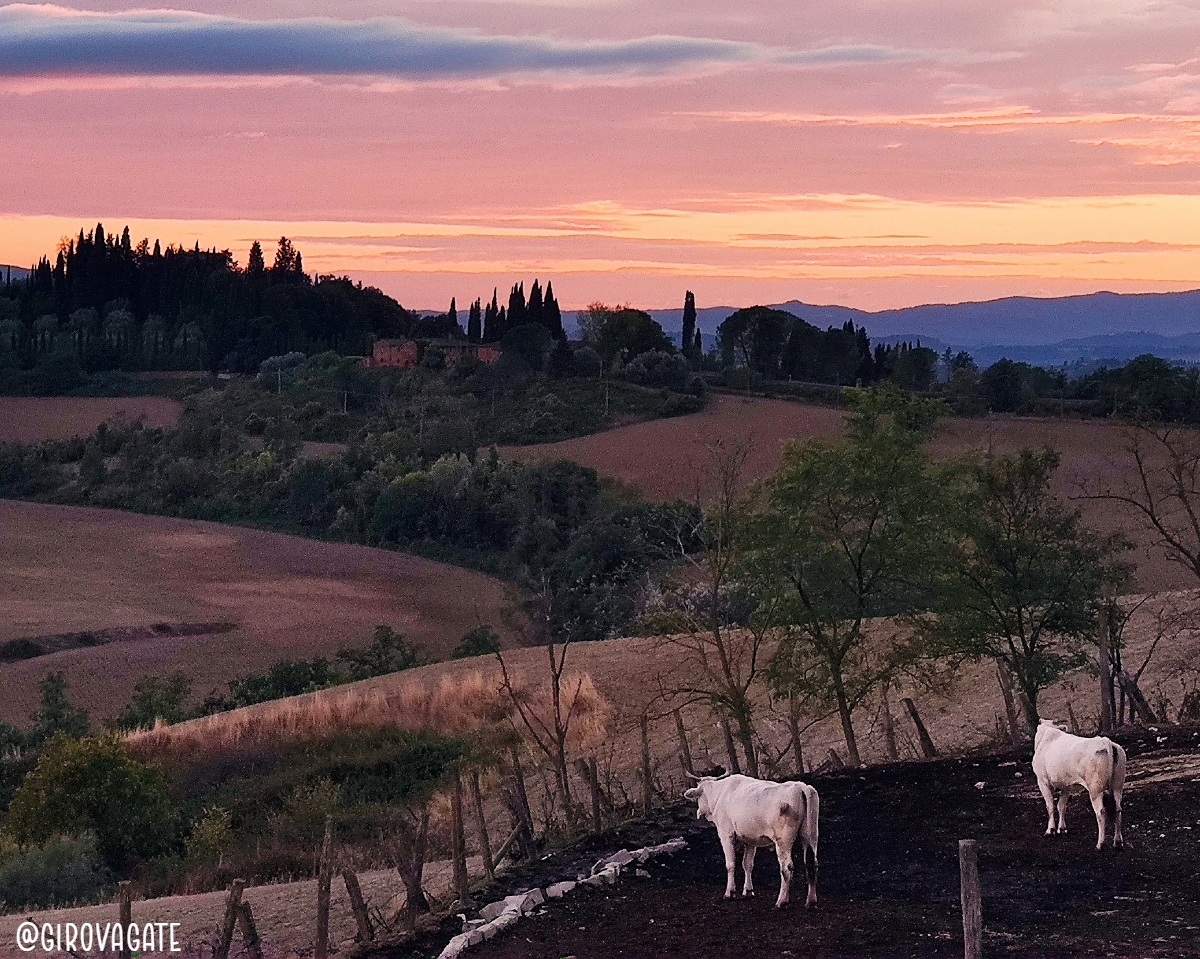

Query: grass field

[0,396,182,443]
[0,500,516,726]
[505,394,1194,592]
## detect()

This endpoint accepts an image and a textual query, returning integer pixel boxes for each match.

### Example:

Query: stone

[605,849,635,867]
[546,881,576,899]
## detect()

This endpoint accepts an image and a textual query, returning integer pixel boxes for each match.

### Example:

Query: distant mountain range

[1,265,28,284]
[628,289,1200,369]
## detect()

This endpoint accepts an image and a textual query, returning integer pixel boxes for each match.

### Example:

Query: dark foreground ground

[409,726,1200,959]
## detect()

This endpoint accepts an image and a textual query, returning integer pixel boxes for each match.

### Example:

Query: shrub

[0,833,112,909]
[336,626,425,680]
[4,734,176,869]
[453,625,501,659]
[623,350,691,391]
[0,639,43,662]
[112,674,192,731]
[184,806,235,866]
[27,672,89,748]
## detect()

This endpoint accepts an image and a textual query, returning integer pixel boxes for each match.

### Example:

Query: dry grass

[0,396,181,442]
[0,500,517,726]
[126,668,610,761]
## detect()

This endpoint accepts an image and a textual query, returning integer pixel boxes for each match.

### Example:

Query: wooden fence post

[469,769,495,881]
[959,839,983,959]
[315,818,333,959]
[213,879,245,959]
[450,767,471,907]
[342,869,374,942]
[509,745,535,841]
[237,901,264,959]
[673,709,694,777]
[588,756,602,832]
[640,715,653,816]
[117,881,132,959]
[902,697,939,758]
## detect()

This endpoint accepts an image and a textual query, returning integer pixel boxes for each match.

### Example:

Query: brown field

[0,500,517,726]
[0,396,182,443]
[506,394,1194,592]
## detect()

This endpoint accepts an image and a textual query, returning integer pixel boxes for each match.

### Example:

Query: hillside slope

[0,501,516,725]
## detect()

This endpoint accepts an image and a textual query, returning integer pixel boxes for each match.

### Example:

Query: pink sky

[2,0,1200,312]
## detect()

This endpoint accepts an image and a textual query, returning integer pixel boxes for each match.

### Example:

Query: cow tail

[1102,743,1119,820]
[804,786,820,888]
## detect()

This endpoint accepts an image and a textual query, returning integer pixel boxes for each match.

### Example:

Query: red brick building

[362,339,418,368]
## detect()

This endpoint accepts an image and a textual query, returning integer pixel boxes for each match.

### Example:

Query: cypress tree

[483,289,499,342]
[528,279,544,328]
[682,290,697,357]
[508,283,526,327]
[544,281,564,339]
[468,298,482,342]
[693,326,702,357]
[247,241,265,274]
[449,297,458,332]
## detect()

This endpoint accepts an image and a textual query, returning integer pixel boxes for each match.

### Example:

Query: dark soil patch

[422,727,1200,959]
[0,621,236,661]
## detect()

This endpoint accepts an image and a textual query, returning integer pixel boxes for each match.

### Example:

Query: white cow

[1032,719,1126,850]
[683,773,819,908]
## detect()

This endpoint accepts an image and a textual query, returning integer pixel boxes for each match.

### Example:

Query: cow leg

[1038,780,1057,835]
[773,840,794,909]
[1112,791,1124,849]
[741,845,757,897]
[1056,791,1071,834]
[803,843,819,908]
[720,832,738,899]
[1089,791,1107,850]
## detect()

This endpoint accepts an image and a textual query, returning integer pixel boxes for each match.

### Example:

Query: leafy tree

[272,236,297,273]
[453,625,502,659]
[979,358,1028,412]
[112,674,191,731]
[4,734,175,869]
[336,626,425,680]
[751,390,948,765]
[919,448,1124,731]
[28,672,89,747]
[592,307,674,370]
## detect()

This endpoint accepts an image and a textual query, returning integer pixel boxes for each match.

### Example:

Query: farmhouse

[362,338,418,368]
[428,339,502,366]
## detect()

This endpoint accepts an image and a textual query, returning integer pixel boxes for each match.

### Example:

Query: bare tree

[649,439,771,776]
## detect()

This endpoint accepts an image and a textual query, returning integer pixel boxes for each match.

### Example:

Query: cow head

[1034,718,1068,750]
[683,774,726,821]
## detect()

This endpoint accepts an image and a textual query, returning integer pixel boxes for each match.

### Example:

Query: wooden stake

[237,901,264,959]
[826,748,845,770]
[315,819,333,959]
[117,881,132,959]
[959,840,983,959]
[673,709,694,777]
[509,745,535,842]
[469,769,495,880]
[492,824,525,866]
[1066,701,1080,736]
[640,715,653,816]
[902,697,938,758]
[342,869,374,942]
[213,879,245,959]
[450,768,471,907]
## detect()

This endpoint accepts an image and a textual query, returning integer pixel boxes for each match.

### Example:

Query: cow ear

[684,787,701,800]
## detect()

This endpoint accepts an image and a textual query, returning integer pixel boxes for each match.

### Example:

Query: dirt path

[470,728,1200,959]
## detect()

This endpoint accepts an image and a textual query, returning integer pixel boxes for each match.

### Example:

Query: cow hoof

[744,891,755,898]
[723,892,734,900]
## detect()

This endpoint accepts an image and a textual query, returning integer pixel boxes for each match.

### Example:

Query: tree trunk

[719,714,741,774]
[879,683,898,761]
[1098,609,1115,733]
[673,709,694,777]
[995,660,1023,747]
[734,713,759,778]
[833,680,861,767]
[469,770,495,881]
[788,694,805,775]
[397,810,430,929]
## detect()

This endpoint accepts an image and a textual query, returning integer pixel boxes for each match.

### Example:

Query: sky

[2,0,1200,312]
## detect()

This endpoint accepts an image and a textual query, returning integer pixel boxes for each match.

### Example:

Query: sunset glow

[3,0,1200,310]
